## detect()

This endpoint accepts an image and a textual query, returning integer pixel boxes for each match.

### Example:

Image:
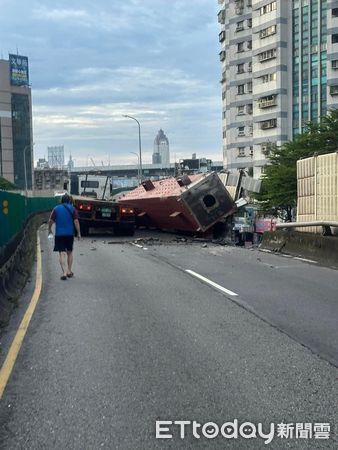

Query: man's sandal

[60,275,67,280]
[67,272,74,278]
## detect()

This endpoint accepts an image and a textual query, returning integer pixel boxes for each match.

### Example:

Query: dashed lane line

[185,269,238,297]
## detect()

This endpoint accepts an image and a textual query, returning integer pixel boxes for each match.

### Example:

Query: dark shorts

[54,235,74,252]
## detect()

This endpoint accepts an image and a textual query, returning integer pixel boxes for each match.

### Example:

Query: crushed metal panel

[241,176,262,193]
[227,173,239,186]
[180,172,236,232]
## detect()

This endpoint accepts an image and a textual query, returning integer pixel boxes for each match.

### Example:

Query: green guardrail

[0,190,58,248]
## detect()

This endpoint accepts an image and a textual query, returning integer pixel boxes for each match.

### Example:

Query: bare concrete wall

[260,230,338,267]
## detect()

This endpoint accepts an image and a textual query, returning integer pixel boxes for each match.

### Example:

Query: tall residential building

[153,129,170,166]
[0,55,33,189]
[218,0,338,178]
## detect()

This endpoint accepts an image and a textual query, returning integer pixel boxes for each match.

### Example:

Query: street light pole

[123,115,143,181]
[130,152,140,184]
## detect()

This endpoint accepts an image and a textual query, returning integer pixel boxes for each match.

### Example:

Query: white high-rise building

[48,145,64,169]
[153,129,170,166]
[218,0,338,178]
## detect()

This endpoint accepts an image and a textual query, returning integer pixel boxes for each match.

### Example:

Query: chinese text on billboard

[9,54,29,86]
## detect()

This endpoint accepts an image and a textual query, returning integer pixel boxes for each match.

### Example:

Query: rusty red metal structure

[118,172,237,233]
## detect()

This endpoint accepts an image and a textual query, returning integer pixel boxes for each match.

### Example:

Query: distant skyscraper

[153,129,170,166]
[67,154,75,171]
[48,145,64,168]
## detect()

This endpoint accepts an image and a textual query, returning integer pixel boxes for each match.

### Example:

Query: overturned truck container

[117,172,237,233]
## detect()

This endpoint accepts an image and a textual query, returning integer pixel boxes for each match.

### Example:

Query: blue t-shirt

[51,204,77,236]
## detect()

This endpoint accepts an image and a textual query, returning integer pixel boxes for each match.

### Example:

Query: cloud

[33,7,89,21]
[0,0,223,164]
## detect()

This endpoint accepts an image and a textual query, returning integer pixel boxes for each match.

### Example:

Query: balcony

[260,119,277,129]
[258,96,278,108]
[219,30,226,42]
[218,10,225,24]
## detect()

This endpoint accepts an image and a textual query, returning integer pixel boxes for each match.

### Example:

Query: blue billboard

[9,54,29,86]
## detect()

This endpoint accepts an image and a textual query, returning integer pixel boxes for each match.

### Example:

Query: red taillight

[121,207,134,214]
[79,203,92,211]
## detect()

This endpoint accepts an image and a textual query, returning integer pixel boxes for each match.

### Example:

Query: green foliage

[256,109,338,221]
[0,176,18,191]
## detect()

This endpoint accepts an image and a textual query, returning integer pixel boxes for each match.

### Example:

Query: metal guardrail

[276,221,338,236]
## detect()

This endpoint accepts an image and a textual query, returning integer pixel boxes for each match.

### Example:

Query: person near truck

[48,194,81,280]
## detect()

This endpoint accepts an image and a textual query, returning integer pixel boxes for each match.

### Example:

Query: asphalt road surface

[0,229,337,449]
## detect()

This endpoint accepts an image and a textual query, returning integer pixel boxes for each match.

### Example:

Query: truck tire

[113,224,120,236]
[81,223,89,237]
[119,224,135,236]
[124,224,135,236]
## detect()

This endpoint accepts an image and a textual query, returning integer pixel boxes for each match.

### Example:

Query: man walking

[48,194,81,280]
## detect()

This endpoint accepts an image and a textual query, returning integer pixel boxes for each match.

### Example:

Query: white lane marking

[259,249,272,253]
[294,257,318,264]
[185,269,238,297]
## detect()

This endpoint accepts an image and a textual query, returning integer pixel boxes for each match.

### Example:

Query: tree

[255,109,338,221]
[0,176,18,191]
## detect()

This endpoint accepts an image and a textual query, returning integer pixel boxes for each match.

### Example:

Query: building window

[270,72,277,81]
[247,103,253,114]
[248,62,252,72]
[219,31,226,42]
[332,34,338,44]
[260,1,277,16]
[237,84,245,95]
[247,81,253,93]
[247,18,252,28]
[236,21,244,32]
[260,24,277,39]
[247,40,252,50]
[238,147,246,157]
[330,85,338,95]
[260,118,277,129]
[237,105,245,115]
[218,10,225,24]
[219,51,226,62]
[249,146,253,156]
[258,94,278,108]
[237,42,244,52]
[258,48,277,62]
[237,63,245,74]
[238,127,245,136]
[332,60,338,70]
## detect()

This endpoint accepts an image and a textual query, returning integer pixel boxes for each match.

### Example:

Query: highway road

[0,229,337,449]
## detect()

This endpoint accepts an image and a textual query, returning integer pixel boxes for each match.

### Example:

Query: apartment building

[218,0,338,178]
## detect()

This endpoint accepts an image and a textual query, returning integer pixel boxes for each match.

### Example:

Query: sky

[0,0,223,167]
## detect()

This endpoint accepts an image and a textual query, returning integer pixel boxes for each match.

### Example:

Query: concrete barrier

[260,230,338,266]
[0,213,49,328]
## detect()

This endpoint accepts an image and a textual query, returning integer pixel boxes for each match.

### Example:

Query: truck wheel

[121,224,135,236]
[113,224,120,236]
[81,223,89,236]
